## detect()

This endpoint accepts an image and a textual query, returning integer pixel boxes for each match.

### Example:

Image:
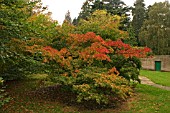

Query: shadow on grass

[1,80,130,113]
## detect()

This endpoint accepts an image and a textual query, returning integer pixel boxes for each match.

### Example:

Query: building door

[155,61,161,71]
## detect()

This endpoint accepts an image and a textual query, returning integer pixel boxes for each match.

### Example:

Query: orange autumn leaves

[41,32,152,65]
[15,32,152,80]
[42,32,112,64]
[16,32,152,72]
[42,47,72,69]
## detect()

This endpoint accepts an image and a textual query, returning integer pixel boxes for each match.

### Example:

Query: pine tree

[76,0,131,30]
[72,17,78,25]
[64,10,72,24]
[132,0,146,45]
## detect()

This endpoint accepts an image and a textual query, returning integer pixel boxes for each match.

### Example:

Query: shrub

[52,67,133,105]
[41,32,152,83]
[24,31,152,105]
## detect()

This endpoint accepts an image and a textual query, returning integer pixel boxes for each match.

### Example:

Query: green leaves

[0,0,60,80]
[76,0,131,30]
[50,65,133,105]
[0,77,11,108]
[132,0,146,45]
[76,10,128,41]
[139,1,170,55]
[0,0,35,39]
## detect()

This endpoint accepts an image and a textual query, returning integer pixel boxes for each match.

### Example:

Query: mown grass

[140,70,170,86]
[1,71,170,113]
[122,84,170,113]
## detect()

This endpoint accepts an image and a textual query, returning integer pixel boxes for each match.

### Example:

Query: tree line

[66,0,170,55]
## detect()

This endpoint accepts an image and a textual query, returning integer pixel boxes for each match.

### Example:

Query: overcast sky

[41,0,169,24]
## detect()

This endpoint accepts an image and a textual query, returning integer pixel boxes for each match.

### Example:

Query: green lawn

[121,84,170,113]
[140,70,170,86]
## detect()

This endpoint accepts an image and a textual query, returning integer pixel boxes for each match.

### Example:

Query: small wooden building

[140,55,170,72]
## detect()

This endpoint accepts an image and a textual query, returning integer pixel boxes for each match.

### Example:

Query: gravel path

[139,76,170,91]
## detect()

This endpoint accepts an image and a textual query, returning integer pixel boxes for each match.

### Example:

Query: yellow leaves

[61,72,69,77]
[59,48,70,57]
[113,15,121,21]
[27,14,38,22]
[92,9,107,16]
[91,10,122,26]
[26,38,47,46]
[73,84,91,92]
[94,72,130,92]
[108,67,120,76]
[55,20,75,38]
[77,10,129,40]
[26,44,42,54]
[7,38,26,54]
[0,78,4,85]
[72,71,133,104]
[90,10,111,24]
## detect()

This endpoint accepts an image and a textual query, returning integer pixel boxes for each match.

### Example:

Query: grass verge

[140,70,170,86]
[122,84,170,113]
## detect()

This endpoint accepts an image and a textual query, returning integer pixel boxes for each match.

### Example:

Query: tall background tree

[75,0,131,30]
[75,10,128,41]
[139,1,170,55]
[132,0,146,45]
[64,10,72,24]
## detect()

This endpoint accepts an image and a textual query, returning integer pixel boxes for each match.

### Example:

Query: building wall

[140,55,170,71]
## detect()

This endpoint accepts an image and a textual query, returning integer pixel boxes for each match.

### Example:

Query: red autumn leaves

[42,32,152,64]
[106,39,152,58]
